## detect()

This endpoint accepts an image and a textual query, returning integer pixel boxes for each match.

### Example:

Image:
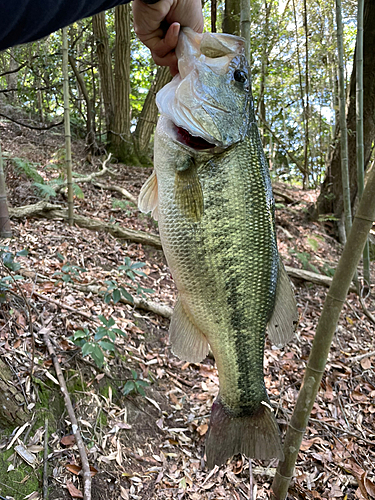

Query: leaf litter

[0,122,374,499]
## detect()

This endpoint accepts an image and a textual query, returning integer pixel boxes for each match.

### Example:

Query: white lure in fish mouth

[156,28,252,150]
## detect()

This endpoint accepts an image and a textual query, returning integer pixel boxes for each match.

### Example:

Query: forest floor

[0,118,375,500]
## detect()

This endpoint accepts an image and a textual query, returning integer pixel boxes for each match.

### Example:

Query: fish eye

[233,69,247,83]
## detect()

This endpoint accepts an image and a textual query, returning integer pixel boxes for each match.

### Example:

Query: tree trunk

[0,144,12,238]
[92,12,115,139]
[315,0,375,221]
[133,66,172,162]
[223,0,240,35]
[68,54,96,152]
[111,4,133,162]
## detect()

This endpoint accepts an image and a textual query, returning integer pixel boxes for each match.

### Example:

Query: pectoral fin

[169,298,209,363]
[174,157,204,222]
[138,170,159,220]
[267,262,298,347]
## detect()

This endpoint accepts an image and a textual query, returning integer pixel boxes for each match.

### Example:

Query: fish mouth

[174,124,217,150]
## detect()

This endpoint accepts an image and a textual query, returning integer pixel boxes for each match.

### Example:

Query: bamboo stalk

[62,28,74,226]
[335,0,352,238]
[271,163,375,500]
[240,0,251,69]
[356,0,370,286]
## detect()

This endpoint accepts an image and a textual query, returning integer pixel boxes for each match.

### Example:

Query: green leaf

[112,289,121,303]
[81,342,95,356]
[73,330,89,339]
[112,328,127,337]
[73,183,85,199]
[16,249,28,257]
[123,380,135,396]
[136,384,146,397]
[91,346,104,368]
[107,317,115,328]
[99,340,116,351]
[94,327,108,341]
[131,369,138,380]
[98,315,108,327]
[120,288,134,303]
[33,182,57,198]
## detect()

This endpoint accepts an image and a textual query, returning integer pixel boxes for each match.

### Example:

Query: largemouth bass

[139,28,298,468]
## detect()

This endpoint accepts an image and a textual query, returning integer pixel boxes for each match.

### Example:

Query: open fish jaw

[156,28,252,148]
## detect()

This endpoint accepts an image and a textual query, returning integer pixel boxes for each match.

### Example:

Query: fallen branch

[273,189,296,205]
[9,204,162,249]
[92,182,138,206]
[20,268,173,319]
[42,327,92,500]
[285,265,357,293]
[55,154,112,194]
[73,282,173,319]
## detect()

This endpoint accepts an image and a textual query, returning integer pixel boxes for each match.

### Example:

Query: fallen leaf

[61,435,76,447]
[360,357,372,370]
[363,472,375,499]
[67,481,83,499]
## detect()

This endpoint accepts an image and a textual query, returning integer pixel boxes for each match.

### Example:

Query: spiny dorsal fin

[267,262,298,347]
[169,297,209,363]
[138,170,159,220]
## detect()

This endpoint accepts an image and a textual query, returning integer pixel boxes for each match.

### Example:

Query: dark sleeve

[0,0,130,51]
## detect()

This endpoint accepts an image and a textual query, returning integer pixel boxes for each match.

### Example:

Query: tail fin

[205,399,284,469]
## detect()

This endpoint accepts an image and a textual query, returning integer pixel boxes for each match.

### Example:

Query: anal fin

[267,262,298,347]
[138,170,159,220]
[169,298,209,363]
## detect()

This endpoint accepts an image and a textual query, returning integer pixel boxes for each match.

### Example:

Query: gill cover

[156,28,253,148]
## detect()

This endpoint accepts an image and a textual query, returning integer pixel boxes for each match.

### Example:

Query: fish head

[156,28,253,150]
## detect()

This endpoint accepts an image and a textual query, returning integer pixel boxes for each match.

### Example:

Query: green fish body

[139,28,297,468]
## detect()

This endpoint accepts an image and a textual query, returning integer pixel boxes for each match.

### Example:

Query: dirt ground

[0,118,374,500]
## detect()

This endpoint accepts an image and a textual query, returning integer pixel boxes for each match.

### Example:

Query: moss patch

[0,448,40,498]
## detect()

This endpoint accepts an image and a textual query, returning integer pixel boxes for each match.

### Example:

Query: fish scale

[139,28,298,468]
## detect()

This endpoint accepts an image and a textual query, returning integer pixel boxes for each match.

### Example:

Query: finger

[151,22,180,58]
[151,50,178,71]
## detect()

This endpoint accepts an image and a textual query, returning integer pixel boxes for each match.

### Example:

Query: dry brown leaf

[66,481,83,499]
[196,423,208,436]
[362,472,375,499]
[61,435,76,447]
[360,357,372,370]
[66,464,81,475]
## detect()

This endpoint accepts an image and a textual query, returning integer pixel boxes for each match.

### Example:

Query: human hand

[132,0,204,75]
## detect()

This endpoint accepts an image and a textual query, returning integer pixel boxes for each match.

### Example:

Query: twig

[348,349,375,363]
[43,418,49,500]
[309,417,375,446]
[55,153,112,194]
[42,327,92,500]
[358,295,375,325]
[249,457,253,500]
[93,182,138,206]
[32,291,99,323]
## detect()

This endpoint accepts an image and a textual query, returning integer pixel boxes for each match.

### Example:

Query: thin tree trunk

[111,4,132,162]
[68,54,96,152]
[0,143,12,238]
[335,0,352,239]
[133,66,172,158]
[303,0,310,189]
[62,28,73,225]
[222,0,240,35]
[356,0,370,284]
[271,159,375,500]
[92,12,115,139]
[211,0,217,33]
[240,0,251,65]
[292,0,308,185]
